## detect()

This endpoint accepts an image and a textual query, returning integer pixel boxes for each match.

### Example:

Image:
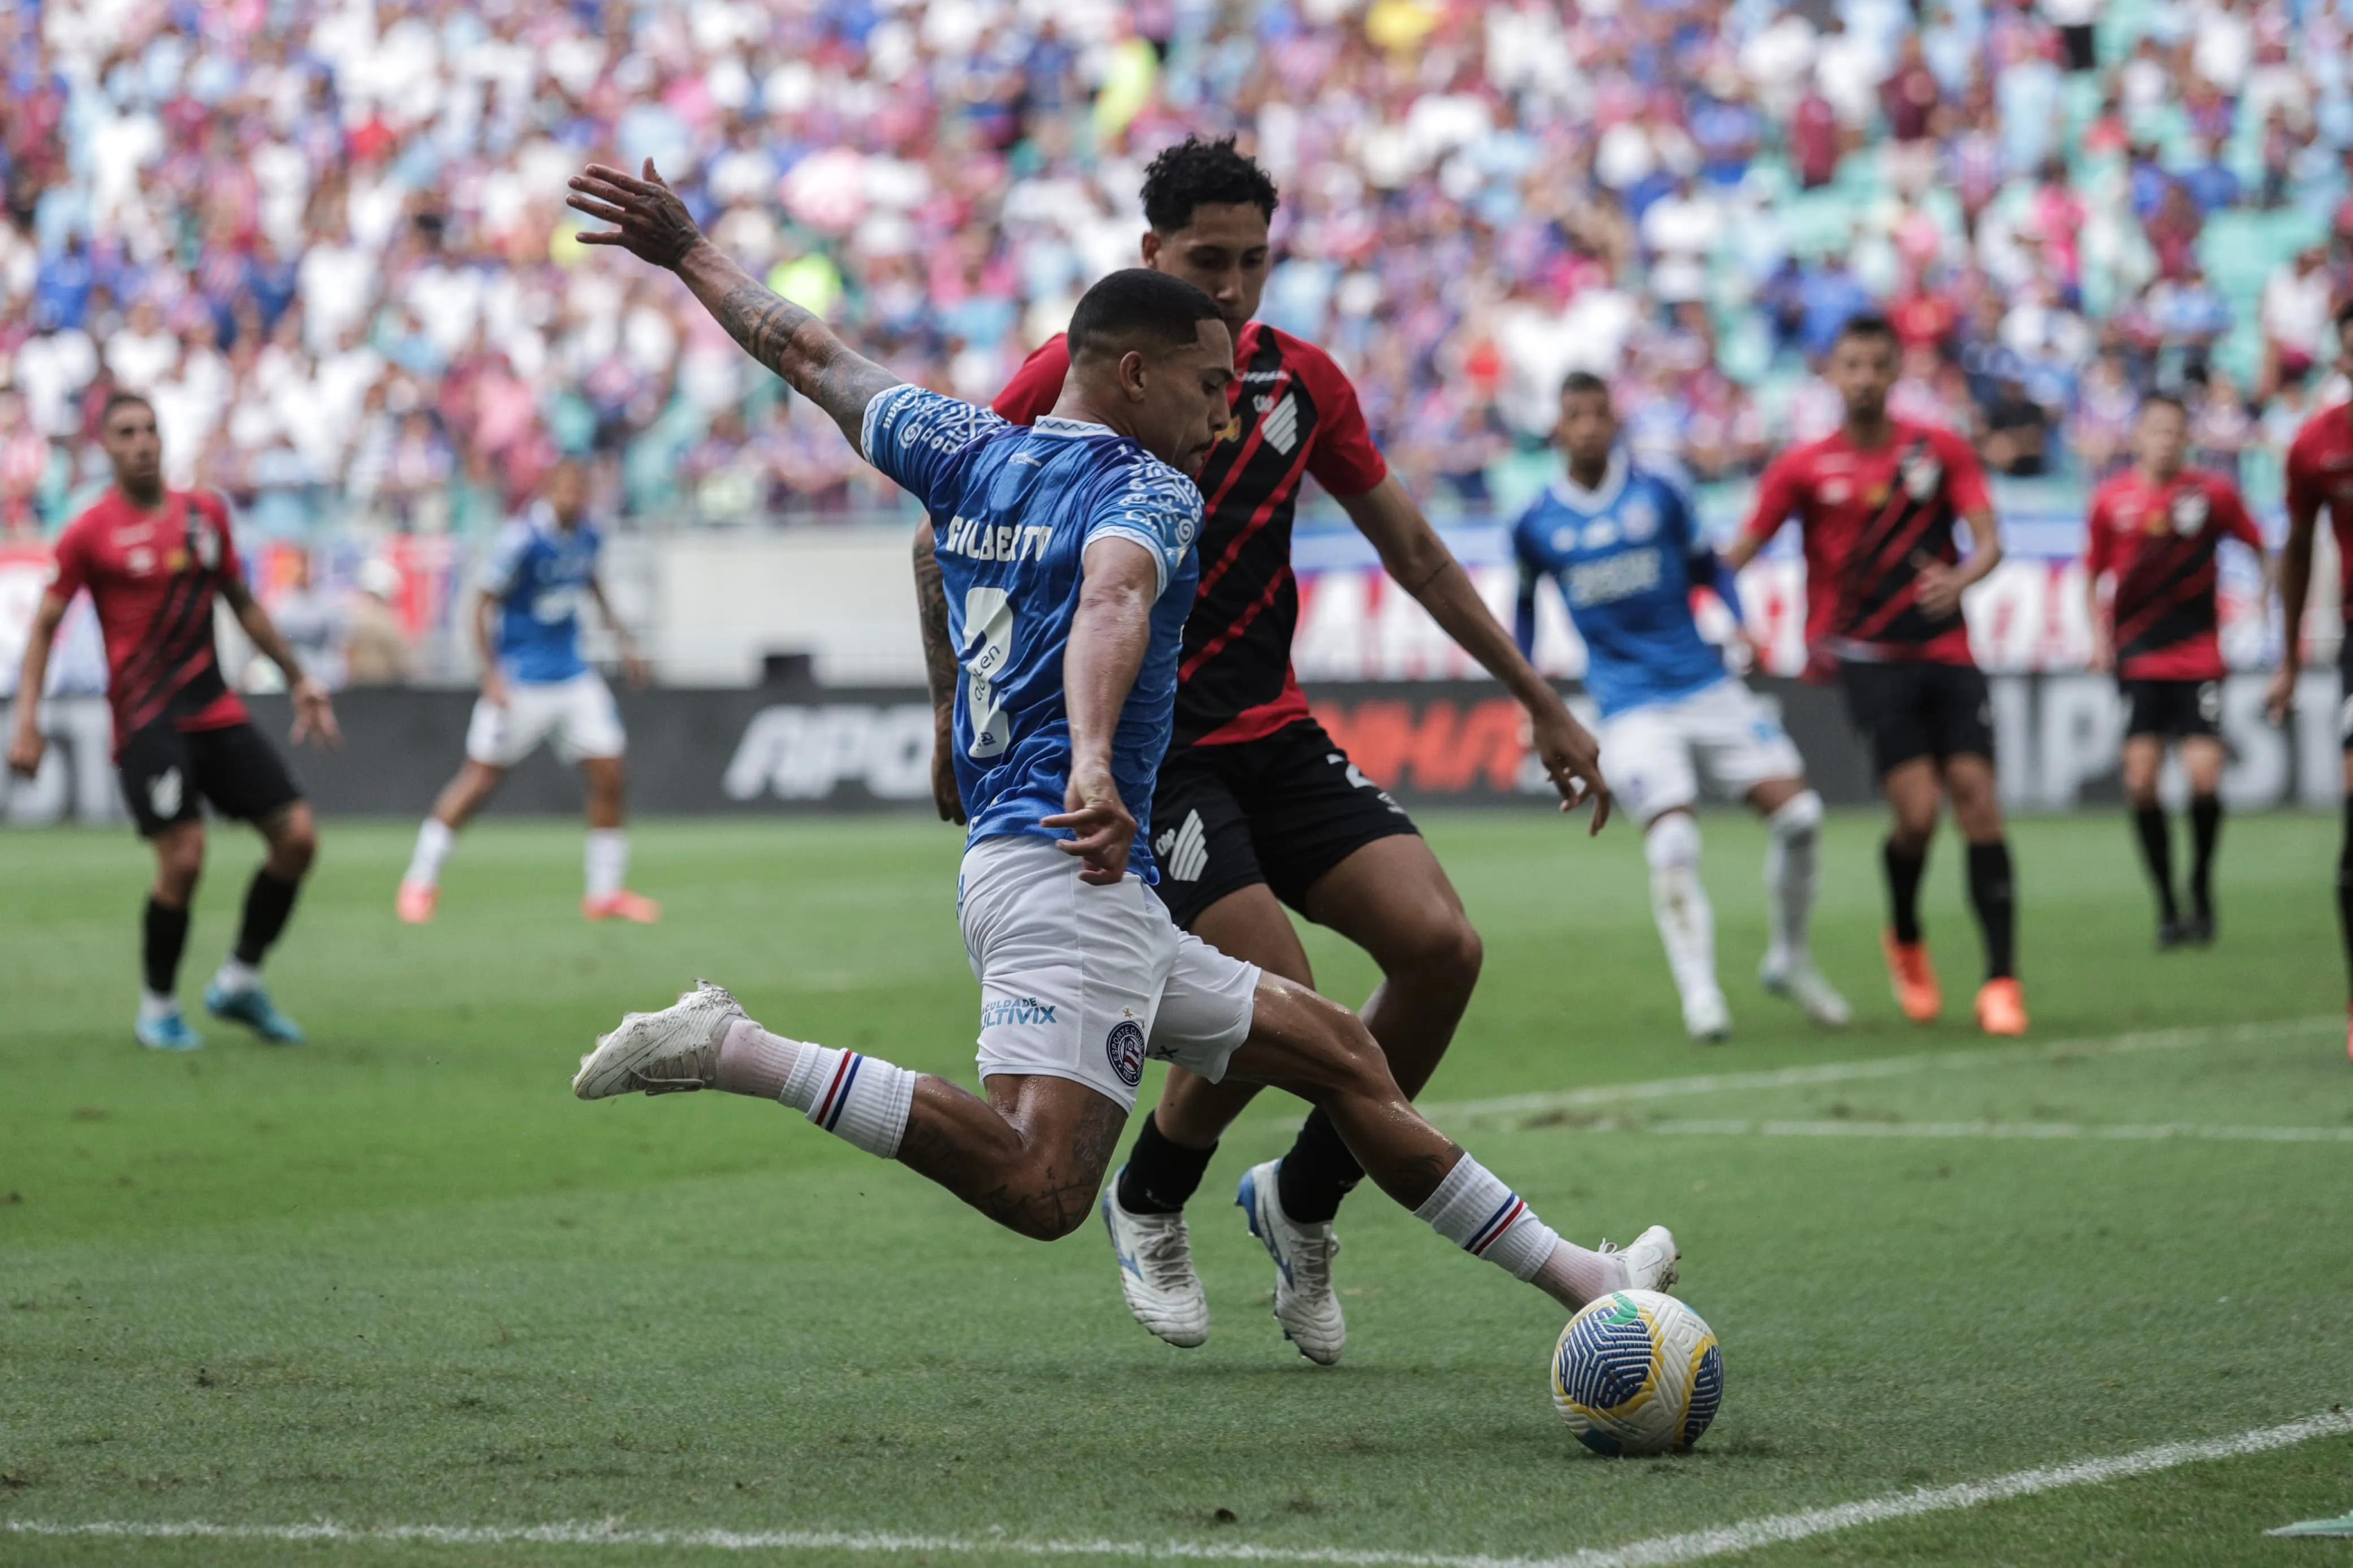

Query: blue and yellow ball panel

[1550,1290,1720,1456]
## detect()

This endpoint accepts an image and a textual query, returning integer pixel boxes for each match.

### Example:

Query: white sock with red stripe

[777,1037,915,1159]
[1412,1154,1626,1309]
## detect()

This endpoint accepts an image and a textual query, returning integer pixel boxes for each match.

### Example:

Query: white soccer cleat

[572,979,745,1099]
[1680,985,1731,1043]
[1236,1159,1344,1366]
[1760,956,1852,1027]
[1606,1224,1680,1293]
[1101,1179,1210,1349]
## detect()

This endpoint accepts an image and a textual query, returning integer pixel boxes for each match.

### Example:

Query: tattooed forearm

[913,522,959,719]
[673,247,900,448]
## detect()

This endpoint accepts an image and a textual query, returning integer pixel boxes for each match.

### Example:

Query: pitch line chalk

[1415,1014,2338,1129]
[1634,1117,2353,1144]
[8,1409,2352,1566]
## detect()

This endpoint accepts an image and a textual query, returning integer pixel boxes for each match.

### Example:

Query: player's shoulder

[1252,323,1352,388]
[866,381,1007,452]
[2184,464,2244,502]
[2287,400,2351,463]
[1766,432,1837,474]
[1910,419,1979,462]
[1095,440,1203,517]
[178,486,232,524]
[2087,468,2135,507]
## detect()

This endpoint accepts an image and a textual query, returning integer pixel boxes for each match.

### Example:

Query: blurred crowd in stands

[2,0,2352,544]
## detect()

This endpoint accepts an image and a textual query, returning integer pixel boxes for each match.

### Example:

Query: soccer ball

[1550,1289,1722,1456]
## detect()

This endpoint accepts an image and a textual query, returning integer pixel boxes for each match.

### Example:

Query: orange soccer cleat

[1881,930,1942,1023]
[1975,977,2029,1036]
[395,880,438,925]
[584,889,662,924]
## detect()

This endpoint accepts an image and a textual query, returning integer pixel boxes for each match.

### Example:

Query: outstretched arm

[1340,476,1610,831]
[1045,537,1158,885]
[566,161,901,450]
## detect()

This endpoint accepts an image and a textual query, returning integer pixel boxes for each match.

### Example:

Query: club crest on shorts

[1105,1018,1146,1087]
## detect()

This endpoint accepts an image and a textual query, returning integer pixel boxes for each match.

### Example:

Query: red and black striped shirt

[1742,420,1993,669]
[2084,466,2262,681]
[993,322,1389,747]
[46,487,248,756]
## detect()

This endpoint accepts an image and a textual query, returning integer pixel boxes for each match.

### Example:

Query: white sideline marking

[8,1410,2351,1566]
[1635,1118,2353,1144]
[1417,1016,2338,1128]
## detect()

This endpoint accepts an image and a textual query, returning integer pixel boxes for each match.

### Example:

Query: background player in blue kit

[397,458,657,925]
[562,159,1677,1318]
[1515,374,1847,1040]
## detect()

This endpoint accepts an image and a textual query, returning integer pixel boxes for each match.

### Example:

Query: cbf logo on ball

[1105,1018,1146,1087]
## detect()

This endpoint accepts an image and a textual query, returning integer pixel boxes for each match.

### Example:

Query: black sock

[1966,840,2018,981]
[2132,805,2178,922]
[232,869,302,967]
[143,897,189,997]
[1882,837,1928,944]
[2338,798,2353,997]
[2187,794,2221,920]
[1274,1107,1365,1225]
[1115,1112,1216,1216]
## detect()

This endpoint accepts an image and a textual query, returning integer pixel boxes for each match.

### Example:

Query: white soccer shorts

[464,671,626,768]
[1602,678,1805,825]
[956,833,1262,1112]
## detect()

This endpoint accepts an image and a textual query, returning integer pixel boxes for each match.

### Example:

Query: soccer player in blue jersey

[1515,374,1847,1040]
[396,457,657,924]
[561,159,1677,1318]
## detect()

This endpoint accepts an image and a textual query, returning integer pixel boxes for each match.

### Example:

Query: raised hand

[566,160,705,270]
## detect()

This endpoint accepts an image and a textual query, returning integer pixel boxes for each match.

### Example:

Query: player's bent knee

[1645,811,1703,872]
[1766,788,1823,840]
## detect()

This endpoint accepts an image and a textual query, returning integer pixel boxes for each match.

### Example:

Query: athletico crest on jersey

[868,383,1201,882]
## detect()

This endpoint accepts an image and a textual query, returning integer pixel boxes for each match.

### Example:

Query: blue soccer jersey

[480,503,601,685]
[862,383,1201,882]
[1511,452,1739,719]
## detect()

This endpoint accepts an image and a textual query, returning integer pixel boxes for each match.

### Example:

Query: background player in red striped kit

[2269,300,2353,1061]
[2083,393,2267,948]
[952,136,1612,1364]
[7,393,338,1049]
[1723,314,2026,1036]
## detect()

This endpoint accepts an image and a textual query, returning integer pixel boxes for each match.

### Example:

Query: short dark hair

[1835,313,1899,348]
[99,389,153,424]
[1067,268,1225,362]
[1139,136,1279,234]
[1559,371,1611,401]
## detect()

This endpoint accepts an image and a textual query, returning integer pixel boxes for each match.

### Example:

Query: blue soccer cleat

[135,1009,205,1052]
[205,982,305,1044]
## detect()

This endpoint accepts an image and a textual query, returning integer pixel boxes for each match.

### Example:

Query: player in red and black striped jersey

[2083,393,2267,948]
[1723,315,2027,1036]
[6,393,339,1051]
[2269,299,2353,1060]
[934,136,1611,1363]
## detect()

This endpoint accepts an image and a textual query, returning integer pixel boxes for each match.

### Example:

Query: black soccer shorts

[1146,717,1419,930]
[117,719,303,839]
[2120,677,2222,741]
[1838,659,1996,777]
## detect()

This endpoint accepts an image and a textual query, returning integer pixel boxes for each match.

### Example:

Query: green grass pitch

[2,808,2348,1567]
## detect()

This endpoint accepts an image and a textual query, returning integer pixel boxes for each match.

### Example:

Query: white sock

[1763,790,1824,971]
[584,828,628,902]
[406,819,454,888]
[1412,1154,1563,1281]
[214,958,261,995]
[777,1036,916,1159]
[716,1018,803,1099]
[139,991,178,1023]
[1645,814,1717,1000]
